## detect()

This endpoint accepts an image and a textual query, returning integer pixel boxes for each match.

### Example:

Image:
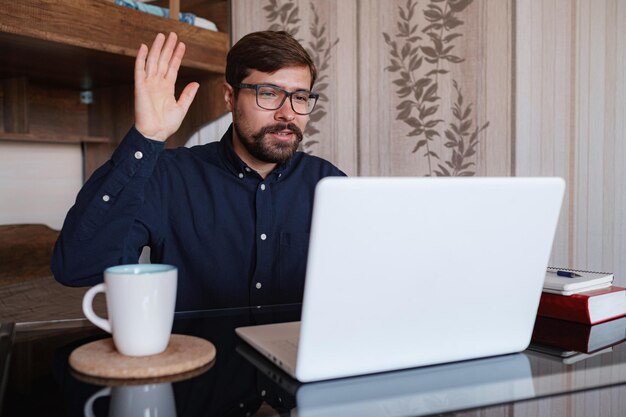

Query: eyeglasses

[235,83,319,115]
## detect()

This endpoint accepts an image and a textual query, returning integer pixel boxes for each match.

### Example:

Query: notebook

[543,267,614,295]
[236,177,565,382]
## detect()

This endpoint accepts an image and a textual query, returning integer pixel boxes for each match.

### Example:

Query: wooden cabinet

[0,0,229,178]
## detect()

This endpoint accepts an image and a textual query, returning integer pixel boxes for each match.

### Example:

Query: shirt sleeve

[51,126,165,287]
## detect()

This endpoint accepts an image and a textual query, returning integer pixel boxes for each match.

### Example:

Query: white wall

[185,112,232,146]
[0,141,83,230]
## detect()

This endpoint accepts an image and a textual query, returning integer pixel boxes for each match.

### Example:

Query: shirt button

[238,173,244,179]
[261,390,266,396]
[260,233,267,240]
[256,282,262,289]
[245,167,251,172]
[102,194,110,202]
[260,184,266,191]
[134,151,143,160]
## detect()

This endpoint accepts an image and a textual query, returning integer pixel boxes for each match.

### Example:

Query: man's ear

[223,82,234,112]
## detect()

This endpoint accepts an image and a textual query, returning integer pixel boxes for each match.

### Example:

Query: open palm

[134,32,199,142]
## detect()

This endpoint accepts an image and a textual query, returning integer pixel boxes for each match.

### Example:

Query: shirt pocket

[278,232,310,302]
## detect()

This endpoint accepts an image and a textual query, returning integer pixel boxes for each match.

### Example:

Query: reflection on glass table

[4,304,626,417]
[238,342,534,417]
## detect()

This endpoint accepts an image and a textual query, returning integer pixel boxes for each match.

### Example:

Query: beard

[233,112,303,165]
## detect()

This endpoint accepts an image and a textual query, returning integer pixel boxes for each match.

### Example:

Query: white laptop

[236,177,565,382]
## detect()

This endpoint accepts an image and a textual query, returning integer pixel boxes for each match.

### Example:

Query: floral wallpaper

[383,0,489,176]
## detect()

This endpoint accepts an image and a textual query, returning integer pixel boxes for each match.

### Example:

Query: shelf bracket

[2,78,29,134]
[169,0,179,21]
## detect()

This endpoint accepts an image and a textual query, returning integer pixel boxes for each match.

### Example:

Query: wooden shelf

[0,132,110,145]
[0,0,230,179]
[0,0,229,90]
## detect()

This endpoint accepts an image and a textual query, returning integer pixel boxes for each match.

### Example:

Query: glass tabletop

[3,303,626,417]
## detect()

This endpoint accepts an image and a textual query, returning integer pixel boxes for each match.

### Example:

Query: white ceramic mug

[82,264,178,356]
[84,383,176,417]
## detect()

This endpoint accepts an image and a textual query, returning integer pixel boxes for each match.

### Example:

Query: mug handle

[82,283,112,333]
[83,387,111,417]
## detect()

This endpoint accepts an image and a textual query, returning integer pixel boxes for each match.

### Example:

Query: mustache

[259,123,303,139]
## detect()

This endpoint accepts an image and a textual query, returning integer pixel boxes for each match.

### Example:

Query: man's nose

[274,98,296,121]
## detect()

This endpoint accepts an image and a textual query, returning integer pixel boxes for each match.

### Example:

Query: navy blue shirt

[52,125,345,311]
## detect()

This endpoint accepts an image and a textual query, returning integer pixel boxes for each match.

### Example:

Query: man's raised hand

[134,32,199,142]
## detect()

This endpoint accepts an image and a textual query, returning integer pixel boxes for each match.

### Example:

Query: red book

[531,316,626,354]
[537,286,626,324]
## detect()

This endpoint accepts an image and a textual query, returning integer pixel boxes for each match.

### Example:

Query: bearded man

[52,31,344,310]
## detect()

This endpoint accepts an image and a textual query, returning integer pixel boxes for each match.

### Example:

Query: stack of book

[530,267,626,362]
[539,267,622,324]
[530,316,626,364]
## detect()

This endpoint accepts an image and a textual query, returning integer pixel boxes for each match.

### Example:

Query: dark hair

[226,31,317,89]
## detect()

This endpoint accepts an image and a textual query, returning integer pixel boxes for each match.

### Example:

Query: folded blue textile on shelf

[115,0,217,31]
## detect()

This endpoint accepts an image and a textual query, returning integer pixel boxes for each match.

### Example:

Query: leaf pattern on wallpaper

[263,0,301,35]
[264,0,339,153]
[383,0,489,176]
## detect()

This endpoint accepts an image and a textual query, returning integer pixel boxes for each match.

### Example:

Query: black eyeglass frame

[235,83,319,115]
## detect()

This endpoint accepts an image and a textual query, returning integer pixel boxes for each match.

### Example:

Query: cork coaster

[69,334,216,380]
[71,361,215,387]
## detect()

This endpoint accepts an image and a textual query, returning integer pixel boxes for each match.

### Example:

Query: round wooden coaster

[71,361,215,387]
[69,334,216,380]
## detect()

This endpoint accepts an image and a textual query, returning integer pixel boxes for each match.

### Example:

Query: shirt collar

[218,124,246,176]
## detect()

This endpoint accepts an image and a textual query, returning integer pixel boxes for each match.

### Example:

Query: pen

[554,270,582,278]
